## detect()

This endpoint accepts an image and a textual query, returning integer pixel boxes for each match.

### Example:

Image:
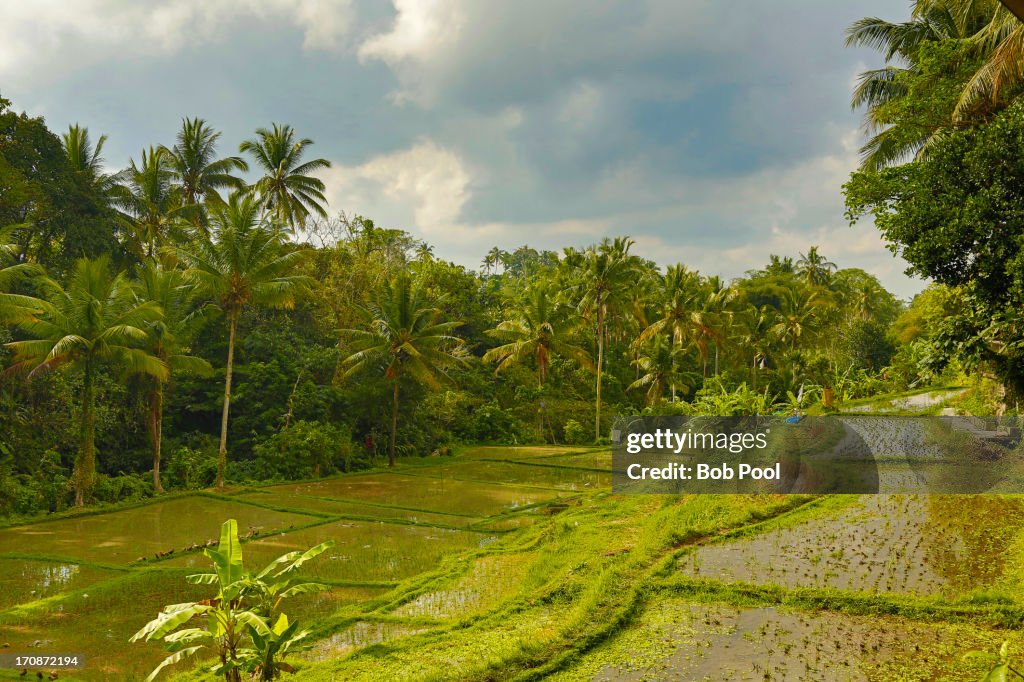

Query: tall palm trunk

[217,310,238,489]
[148,384,165,493]
[75,359,96,507]
[595,307,605,442]
[389,381,399,468]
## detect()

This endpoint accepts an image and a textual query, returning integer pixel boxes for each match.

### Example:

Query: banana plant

[965,640,1024,681]
[131,519,334,681]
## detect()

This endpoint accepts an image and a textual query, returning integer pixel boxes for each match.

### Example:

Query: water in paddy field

[558,600,1001,681]
[0,446,600,680]
[680,495,1024,595]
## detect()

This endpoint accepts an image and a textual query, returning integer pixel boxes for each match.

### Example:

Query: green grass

[4,444,1024,681]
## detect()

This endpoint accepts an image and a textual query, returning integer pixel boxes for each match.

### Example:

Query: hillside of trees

[0,92,961,517]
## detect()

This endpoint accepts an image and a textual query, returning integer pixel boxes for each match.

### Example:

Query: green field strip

[652,575,1024,629]
[474,457,608,473]
[393,468,590,493]
[0,552,132,573]
[0,491,198,530]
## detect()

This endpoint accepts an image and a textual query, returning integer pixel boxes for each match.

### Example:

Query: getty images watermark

[611,415,1024,494]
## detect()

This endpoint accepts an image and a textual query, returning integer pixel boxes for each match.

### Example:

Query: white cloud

[0,0,355,80]
[358,0,464,64]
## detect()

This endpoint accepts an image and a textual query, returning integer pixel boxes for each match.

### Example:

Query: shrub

[252,421,354,480]
[166,444,219,490]
[464,401,522,443]
[563,419,587,445]
[94,473,153,504]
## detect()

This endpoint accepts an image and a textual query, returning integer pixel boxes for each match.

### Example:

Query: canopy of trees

[0,92,932,516]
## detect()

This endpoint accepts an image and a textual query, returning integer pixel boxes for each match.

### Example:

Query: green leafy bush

[166,444,219,490]
[563,419,587,445]
[252,421,355,480]
[93,473,153,504]
[464,401,522,443]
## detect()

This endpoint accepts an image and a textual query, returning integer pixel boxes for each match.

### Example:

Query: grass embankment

[272,493,815,681]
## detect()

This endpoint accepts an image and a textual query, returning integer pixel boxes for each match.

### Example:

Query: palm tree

[415,243,435,263]
[693,277,734,377]
[796,247,837,287]
[162,117,248,209]
[338,273,465,467]
[111,147,192,257]
[628,335,695,406]
[240,123,330,232]
[567,237,640,441]
[733,304,775,390]
[6,256,166,506]
[917,0,1024,121]
[482,247,506,275]
[846,6,967,169]
[772,288,826,353]
[135,259,214,493]
[483,284,593,386]
[636,265,700,347]
[174,193,310,488]
[0,225,43,324]
[63,124,107,175]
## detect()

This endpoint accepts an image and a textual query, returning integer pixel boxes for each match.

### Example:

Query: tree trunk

[74,359,97,507]
[149,384,165,494]
[595,308,604,442]
[389,381,399,468]
[217,310,238,489]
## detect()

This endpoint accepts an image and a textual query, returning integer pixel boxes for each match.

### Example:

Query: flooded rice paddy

[3,432,1024,680]
[555,600,1002,681]
[267,471,566,516]
[680,495,1024,595]
[0,447,602,680]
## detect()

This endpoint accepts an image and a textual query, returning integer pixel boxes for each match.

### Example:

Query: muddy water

[268,473,564,516]
[408,460,610,490]
[681,495,1024,595]
[0,558,118,610]
[0,496,315,563]
[162,519,494,582]
[394,552,534,619]
[237,490,484,526]
[305,621,431,660]
[574,601,997,681]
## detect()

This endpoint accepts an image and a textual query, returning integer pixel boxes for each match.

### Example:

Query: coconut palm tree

[636,265,701,350]
[846,4,977,170]
[796,247,837,288]
[111,147,193,257]
[338,272,465,467]
[134,259,215,493]
[918,0,1024,121]
[772,288,826,353]
[62,125,118,198]
[628,334,695,406]
[5,256,166,505]
[162,117,248,209]
[0,225,43,324]
[174,193,311,488]
[732,304,775,390]
[240,123,330,232]
[566,237,641,441]
[484,284,593,386]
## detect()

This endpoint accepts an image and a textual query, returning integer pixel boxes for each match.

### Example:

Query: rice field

[3,414,1024,681]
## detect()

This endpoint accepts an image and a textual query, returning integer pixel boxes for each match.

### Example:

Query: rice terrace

[2,389,1024,680]
[7,0,1024,679]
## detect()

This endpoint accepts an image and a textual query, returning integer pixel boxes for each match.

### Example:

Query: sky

[0,0,924,298]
